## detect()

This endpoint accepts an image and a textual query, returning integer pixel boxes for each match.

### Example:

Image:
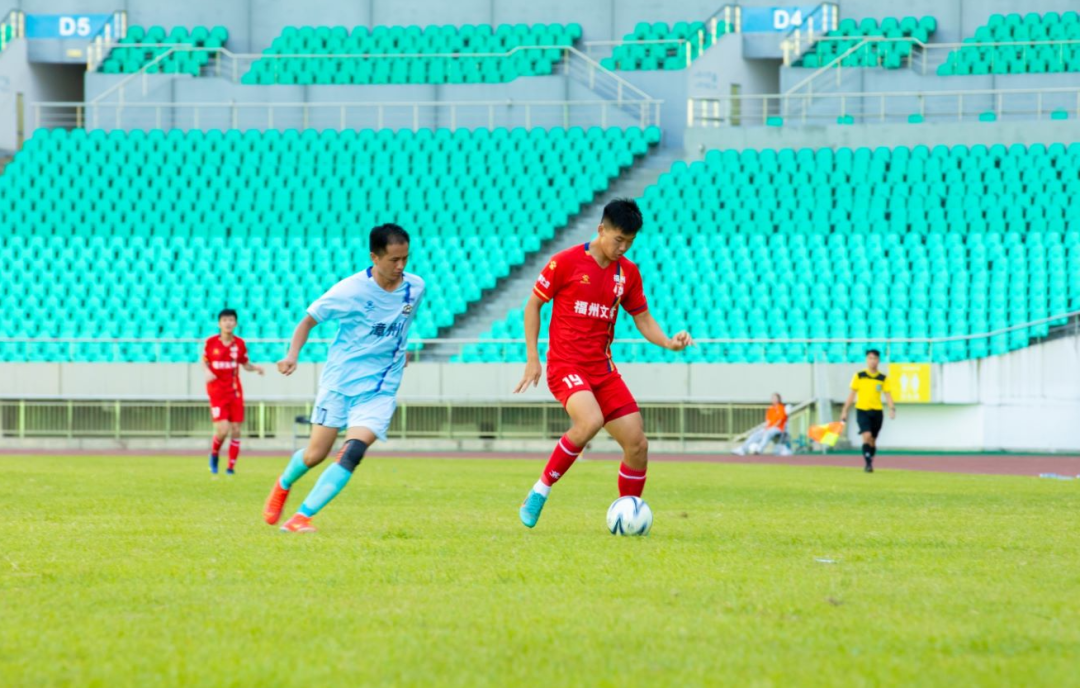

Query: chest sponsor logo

[369,321,406,338]
[572,300,617,320]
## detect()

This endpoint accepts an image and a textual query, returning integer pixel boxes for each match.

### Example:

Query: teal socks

[298,463,353,517]
[279,449,310,490]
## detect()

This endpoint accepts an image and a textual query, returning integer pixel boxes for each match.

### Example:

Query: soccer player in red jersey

[203,308,264,475]
[514,198,693,528]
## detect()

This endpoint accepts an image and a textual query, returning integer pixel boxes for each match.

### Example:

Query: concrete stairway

[424,147,685,361]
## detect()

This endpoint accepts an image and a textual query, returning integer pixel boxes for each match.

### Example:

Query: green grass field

[2,455,1079,687]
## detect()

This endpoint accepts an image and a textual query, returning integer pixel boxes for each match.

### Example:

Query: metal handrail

[88,44,654,106]
[690,84,1080,127]
[4,310,1078,347]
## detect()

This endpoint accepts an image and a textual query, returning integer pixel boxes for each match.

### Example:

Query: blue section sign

[25,14,112,39]
[741,6,819,33]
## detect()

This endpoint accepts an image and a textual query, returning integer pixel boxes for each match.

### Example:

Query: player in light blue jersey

[263,224,425,533]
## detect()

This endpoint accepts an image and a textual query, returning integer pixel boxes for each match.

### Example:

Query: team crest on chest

[613,274,626,297]
[402,304,414,315]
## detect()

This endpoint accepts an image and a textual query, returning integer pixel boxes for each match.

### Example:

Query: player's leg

[519,386,604,528]
[856,410,875,471]
[734,428,764,456]
[281,393,393,532]
[208,409,229,474]
[263,389,347,525]
[604,412,649,497]
[226,422,243,474]
[866,412,884,472]
[263,423,339,525]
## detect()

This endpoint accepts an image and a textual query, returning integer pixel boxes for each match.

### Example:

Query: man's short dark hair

[602,198,643,235]
[867,349,881,357]
[218,309,238,320]
[370,223,410,255]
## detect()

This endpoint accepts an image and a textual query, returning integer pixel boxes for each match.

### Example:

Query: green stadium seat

[245,23,579,84]
[465,142,1080,364]
[797,15,936,69]
[608,19,730,71]
[0,126,659,363]
[99,24,226,74]
[941,12,1080,75]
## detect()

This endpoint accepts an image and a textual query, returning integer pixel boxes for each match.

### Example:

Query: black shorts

[856,410,884,439]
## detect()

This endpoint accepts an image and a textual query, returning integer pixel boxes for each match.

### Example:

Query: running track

[4,449,1079,477]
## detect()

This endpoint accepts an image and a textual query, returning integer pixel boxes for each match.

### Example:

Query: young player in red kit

[514,198,693,528]
[203,309,264,475]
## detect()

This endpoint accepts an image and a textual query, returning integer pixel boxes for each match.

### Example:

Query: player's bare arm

[244,362,266,376]
[884,392,896,419]
[631,310,693,351]
[278,315,318,376]
[202,357,216,383]
[513,294,545,393]
[840,390,857,422]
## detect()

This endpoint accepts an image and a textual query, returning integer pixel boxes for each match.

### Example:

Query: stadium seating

[242,23,582,85]
[0,23,14,51]
[601,21,726,71]
[799,16,936,69]
[463,143,1080,364]
[99,25,229,75]
[0,125,658,363]
[938,12,1080,75]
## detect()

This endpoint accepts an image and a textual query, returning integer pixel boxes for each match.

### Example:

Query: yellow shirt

[851,369,892,411]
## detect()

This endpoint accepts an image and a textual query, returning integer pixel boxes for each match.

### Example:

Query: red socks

[211,435,224,457]
[618,462,647,497]
[227,439,241,471]
[541,435,582,486]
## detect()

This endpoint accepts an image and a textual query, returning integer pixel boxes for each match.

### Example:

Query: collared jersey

[204,334,248,397]
[533,242,648,374]
[851,369,892,411]
[307,268,425,397]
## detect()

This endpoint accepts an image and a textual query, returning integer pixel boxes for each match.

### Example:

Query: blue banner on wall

[742,6,819,33]
[25,14,112,39]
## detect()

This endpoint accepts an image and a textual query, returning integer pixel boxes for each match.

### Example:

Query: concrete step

[425,147,686,360]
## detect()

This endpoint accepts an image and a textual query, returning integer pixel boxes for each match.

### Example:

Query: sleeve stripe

[626,304,648,314]
[533,286,552,302]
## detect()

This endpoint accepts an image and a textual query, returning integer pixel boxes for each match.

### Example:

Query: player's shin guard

[227,439,241,471]
[862,443,873,466]
[297,440,367,518]
[618,462,647,497]
[279,449,310,490]
[540,435,582,488]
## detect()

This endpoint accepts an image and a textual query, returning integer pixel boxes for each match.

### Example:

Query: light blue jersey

[307,268,425,398]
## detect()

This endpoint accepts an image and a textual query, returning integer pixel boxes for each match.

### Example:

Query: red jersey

[204,335,248,398]
[533,242,648,374]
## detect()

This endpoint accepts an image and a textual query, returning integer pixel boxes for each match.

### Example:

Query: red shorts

[547,365,640,423]
[208,392,244,423]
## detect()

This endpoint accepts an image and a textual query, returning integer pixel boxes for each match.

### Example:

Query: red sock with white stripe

[618,462,647,497]
[534,435,582,496]
[227,439,241,470]
[211,435,224,458]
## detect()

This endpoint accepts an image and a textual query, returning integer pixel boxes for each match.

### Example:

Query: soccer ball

[606,496,653,536]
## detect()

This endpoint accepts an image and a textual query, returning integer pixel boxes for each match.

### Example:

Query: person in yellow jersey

[839,349,896,473]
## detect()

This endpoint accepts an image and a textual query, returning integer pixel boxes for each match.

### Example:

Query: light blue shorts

[311,388,397,442]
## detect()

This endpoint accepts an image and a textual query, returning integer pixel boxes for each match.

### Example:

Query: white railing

[785,37,1080,104]
[778,2,839,66]
[581,4,741,65]
[32,97,661,132]
[84,10,126,71]
[77,44,659,129]
[689,85,1080,127]
[3,311,1077,363]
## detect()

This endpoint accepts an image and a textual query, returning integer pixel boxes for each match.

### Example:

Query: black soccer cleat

[864,464,874,473]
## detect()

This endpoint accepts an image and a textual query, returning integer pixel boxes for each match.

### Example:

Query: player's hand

[667,331,694,351]
[889,408,896,420]
[277,357,298,376]
[514,359,542,394]
[840,412,848,423]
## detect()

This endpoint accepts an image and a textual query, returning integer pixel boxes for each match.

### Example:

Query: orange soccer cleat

[280,513,317,533]
[262,480,291,525]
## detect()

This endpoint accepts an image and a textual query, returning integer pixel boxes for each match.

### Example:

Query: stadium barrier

[688,85,1080,127]
[32,98,661,132]
[3,312,1077,365]
[0,399,811,445]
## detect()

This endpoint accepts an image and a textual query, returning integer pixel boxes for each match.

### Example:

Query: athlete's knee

[302,446,328,467]
[230,425,243,439]
[573,413,604,440]
[214,425,229,440]
[628,433,648,460]
[336,438,369,473]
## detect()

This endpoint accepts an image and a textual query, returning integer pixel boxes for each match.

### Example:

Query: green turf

[2,455,1079,687]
